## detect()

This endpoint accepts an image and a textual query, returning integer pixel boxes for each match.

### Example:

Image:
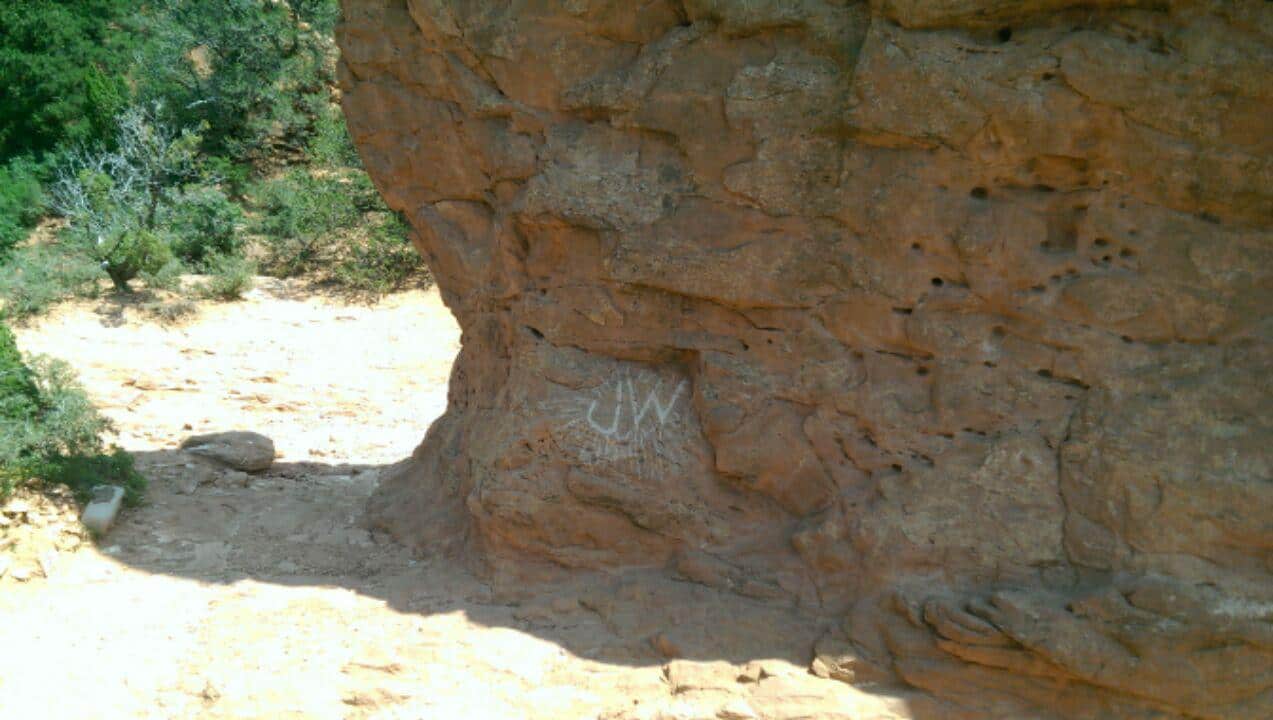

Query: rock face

[337,1,1272,717]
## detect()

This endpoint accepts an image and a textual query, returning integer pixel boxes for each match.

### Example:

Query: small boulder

[810,633,889,686]
[664,660,740,694]
[180,431,275,473]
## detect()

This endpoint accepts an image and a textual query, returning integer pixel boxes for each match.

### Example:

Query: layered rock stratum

[337,2,1272,717]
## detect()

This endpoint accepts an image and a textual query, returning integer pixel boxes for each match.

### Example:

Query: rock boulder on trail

[180,431,276,473]
[336,1,1273,717]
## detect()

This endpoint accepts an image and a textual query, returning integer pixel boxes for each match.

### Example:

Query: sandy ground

[0,280,913,720]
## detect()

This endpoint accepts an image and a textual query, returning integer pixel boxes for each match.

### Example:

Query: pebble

[201,679,221,702]
[3,499,31,516]
[716,699,760,720]
[38,551,57,579]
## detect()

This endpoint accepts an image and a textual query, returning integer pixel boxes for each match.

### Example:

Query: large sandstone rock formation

[337,1,1272,717]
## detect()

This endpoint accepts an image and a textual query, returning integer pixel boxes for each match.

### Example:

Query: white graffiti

[538,366,694,478]
[585,377,686,440]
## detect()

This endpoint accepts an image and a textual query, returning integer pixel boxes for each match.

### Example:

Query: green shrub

[93,227,175,292]
[306,100,361,168]
[139,257,185,292]
[0,158,46,257]
[251,169,366,239]
[140,298,197,324]
[332,214,425,298]
[0,242,104,320]
[249,169,362,276]
[0,323,39,415]
[164,185,244,268]
[13,354,110,460]
[38,447,146,507]
[202,156,254,198]
[248,168,427,294]
[293,0,342,34]
[0,324,142,505]
[0,326,43,502]
[197,253,255,301]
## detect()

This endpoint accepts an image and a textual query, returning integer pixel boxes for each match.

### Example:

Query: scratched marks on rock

[546,367,693,475]
[584,375,686,440]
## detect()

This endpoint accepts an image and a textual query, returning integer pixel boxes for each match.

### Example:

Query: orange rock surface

[339,2,1272,717]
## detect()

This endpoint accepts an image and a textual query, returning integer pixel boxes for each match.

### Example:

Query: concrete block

[81,485,125,535]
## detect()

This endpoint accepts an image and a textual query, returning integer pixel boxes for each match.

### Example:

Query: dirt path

[1,281,911,720]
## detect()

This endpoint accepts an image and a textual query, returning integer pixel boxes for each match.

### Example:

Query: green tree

[0,158,46,258]
[292,0,342,34]
[136,0,338,163]
[0,0,140,159]
[49,106,202,291]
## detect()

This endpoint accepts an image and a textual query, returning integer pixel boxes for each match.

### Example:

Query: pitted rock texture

[337,1,1272,717]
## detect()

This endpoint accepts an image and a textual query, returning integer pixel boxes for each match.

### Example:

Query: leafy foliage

[49,106,201,290]
[8,354,111,461]
[0,323,39,412]
[0,0,140,158]
[136,0,337,163]
[0,323,141,504]
[139,258,186,292]
[0,242,104,320]
[0,158,46,258]
[101,229,175,292]
[333,214,424,298]
[197,253,256,301]
[249,169,367,276]
[249,167,426,295]
[38,447,147,507]
[164,185,244,268]
[1,0,427,320]
[306,100,363,169]
[292,0,342,34]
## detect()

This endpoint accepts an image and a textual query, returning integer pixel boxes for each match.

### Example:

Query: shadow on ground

[73,448,927,718]
[119,449,829,668]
